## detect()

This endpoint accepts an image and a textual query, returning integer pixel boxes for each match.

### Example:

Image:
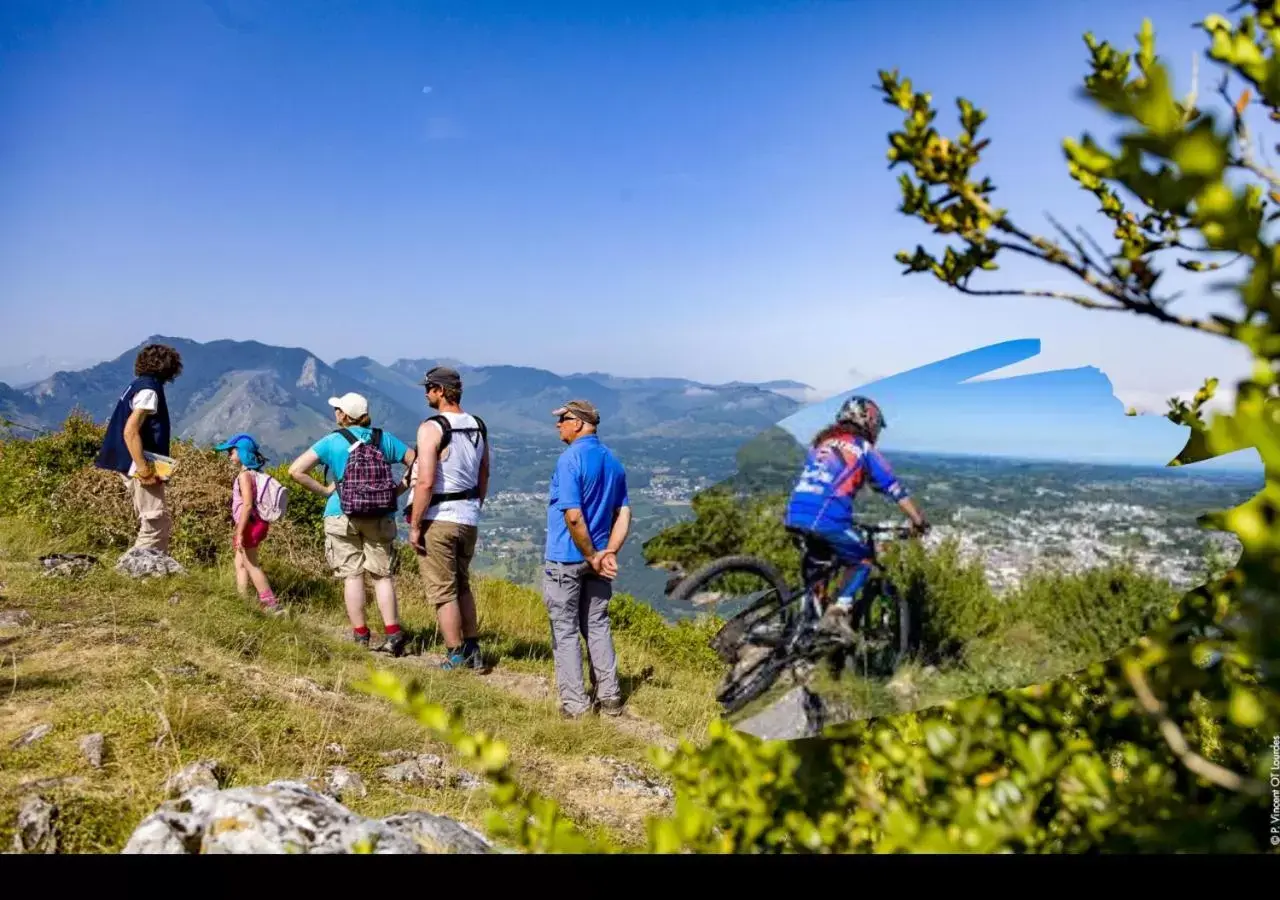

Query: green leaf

[1228,687,1265,727]
[1171,121,1227,177]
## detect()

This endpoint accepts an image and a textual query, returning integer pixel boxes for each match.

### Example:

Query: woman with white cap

[287,392,417,656]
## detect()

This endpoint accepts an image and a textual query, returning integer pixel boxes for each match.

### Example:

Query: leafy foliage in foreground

[363,1,1279,853]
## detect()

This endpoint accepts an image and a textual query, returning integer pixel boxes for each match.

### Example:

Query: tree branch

[1219,75,1280,192]
[952,283,1135,311]
[1122,660,1264,796]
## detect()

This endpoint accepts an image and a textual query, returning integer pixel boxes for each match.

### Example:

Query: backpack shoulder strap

[370,427,383,451]
[474,416,487,445]
[426,415,452,453]
[337,428,357,445]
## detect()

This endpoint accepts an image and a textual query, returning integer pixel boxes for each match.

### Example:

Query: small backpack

[251,471,289,523]
[335,428,399,518]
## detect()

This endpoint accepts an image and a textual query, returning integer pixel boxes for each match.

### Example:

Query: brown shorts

[416,519,478,607]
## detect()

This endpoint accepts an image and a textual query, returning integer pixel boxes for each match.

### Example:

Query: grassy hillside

[0,415,1255,853]
[0,522,727,852]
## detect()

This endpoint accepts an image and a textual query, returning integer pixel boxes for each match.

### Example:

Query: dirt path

[316,623,677,752]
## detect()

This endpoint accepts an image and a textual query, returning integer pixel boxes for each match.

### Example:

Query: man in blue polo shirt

[543,399,633,719]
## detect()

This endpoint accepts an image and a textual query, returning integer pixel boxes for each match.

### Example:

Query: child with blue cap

[213,433,281,615]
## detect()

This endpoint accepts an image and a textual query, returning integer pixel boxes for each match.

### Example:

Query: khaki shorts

[416,519,478,607]
[323,514,397,580]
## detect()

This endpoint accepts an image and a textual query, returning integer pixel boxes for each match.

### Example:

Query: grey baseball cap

[420,366,462,389]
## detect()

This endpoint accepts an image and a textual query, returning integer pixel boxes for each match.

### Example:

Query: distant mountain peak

[9,335,804,456]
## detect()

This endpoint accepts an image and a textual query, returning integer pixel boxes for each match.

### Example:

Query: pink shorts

[239,516,270,550]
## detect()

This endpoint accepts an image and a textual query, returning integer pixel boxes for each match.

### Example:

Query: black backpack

[404,415,488,518]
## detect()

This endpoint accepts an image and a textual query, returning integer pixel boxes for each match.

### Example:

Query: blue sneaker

[440,647,467,670]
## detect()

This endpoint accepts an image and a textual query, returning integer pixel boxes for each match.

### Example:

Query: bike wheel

[669,555,797,662]
[850,578,912,677]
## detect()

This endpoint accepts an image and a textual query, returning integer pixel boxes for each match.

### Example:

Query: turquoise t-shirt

[309,426,411,518]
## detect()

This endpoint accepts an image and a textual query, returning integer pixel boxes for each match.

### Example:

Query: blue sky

[0,1,1258,424]
[778,338,1263,470]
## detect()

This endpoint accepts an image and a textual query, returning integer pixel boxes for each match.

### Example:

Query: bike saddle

[785,527,839,562]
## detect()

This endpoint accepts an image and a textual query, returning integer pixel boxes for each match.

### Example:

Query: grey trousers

[542,560,620,715]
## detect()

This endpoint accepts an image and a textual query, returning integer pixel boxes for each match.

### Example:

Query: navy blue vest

[94,375,171,474]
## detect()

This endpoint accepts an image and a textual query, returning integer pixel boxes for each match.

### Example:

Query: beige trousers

[119,474,173,553]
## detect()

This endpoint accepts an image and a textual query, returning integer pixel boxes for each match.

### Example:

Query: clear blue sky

[778,338,1263,470]
[0,0,1255,414]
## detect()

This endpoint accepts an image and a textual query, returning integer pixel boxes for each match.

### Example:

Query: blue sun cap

[213,433,266,470]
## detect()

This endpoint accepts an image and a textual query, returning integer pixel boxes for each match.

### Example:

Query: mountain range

[0,336,808,460]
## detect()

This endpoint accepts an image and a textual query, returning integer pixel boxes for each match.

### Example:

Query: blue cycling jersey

[784,431,910,537]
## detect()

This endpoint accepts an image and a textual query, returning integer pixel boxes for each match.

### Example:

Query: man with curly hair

[94,343,184,553]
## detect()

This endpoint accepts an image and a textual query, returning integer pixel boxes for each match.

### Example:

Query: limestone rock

[12,795,58,854]
[590,756,673,802]
[121,781,493,854]
[11,723,53,750]
[0,608,32,628]
[115,547,185,579]
[39,553,97,578]
[378,752,479,791]
[324,766,367,801]
[163,759,224,797]
[80,733,106,768]
[733,686,831,741]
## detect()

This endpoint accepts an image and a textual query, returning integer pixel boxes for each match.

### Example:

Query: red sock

[385,624,401,635]
[354,625,370,636]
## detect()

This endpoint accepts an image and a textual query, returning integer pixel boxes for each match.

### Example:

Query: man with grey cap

[542,398,632,718]
[406,366,490,671]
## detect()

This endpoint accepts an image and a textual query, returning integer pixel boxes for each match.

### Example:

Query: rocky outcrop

[80,733,106,768]
[377,751,482,791]
[12,795,58,853]
[0,608,32,628]
[163,759,225,797]
[40,553,97,578]
[121,781,494,854]
[733,686,835,741]
[320,766,367,802]
[115,548,185,578]
[10,723,53,751]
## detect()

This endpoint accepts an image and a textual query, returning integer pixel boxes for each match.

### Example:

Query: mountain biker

[783,395,930,641]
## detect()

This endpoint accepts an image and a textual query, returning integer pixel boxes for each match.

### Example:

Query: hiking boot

[598,697,624,717]
[382,630,408,658]
[352,631,371,649]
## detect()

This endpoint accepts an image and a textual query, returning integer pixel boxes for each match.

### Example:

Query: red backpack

[335,428,398,518]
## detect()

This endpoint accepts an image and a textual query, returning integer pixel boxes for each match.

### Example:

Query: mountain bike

[664,523,920,715]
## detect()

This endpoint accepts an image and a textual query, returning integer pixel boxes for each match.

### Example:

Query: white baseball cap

[328,392,369,419]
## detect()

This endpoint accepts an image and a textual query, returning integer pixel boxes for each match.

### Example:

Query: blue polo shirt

[545,434,630,564]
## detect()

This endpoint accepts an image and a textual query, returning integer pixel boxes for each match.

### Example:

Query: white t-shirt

[124,388,161,478]
[410,412,485,527]
[132,389,159,413]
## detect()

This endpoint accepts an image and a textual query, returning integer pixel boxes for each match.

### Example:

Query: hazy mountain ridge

[1,336,806,458]
[0,336,422,458]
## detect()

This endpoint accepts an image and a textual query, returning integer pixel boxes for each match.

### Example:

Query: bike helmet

[835,395,886,442]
